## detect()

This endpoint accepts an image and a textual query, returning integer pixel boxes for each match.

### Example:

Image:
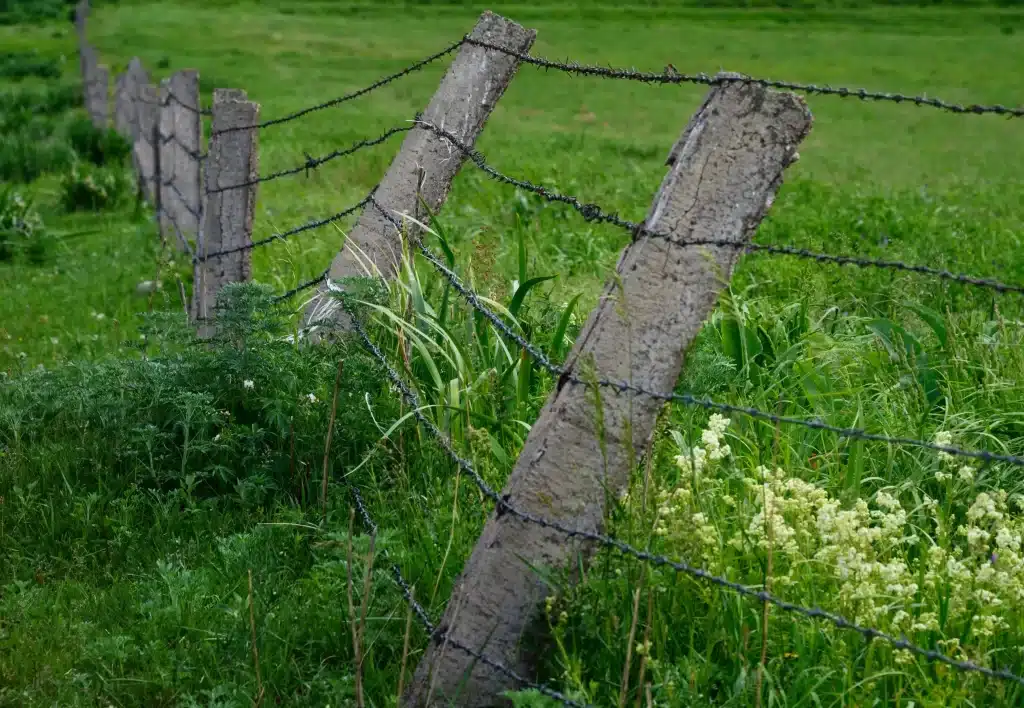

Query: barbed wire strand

[160,178,202,222]
[272,269,329,303]
[156,205,196,260]
[339,294,1024,688]
[462,37,1024,118]
[413,120,1024,296]
[157,130,204,162]
[195,189,376,263]
[207,124,414,194]
[368,198,1024,469]
[210,40,463,136]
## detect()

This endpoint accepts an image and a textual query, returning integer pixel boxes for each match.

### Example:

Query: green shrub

[0,84,80,135]
[0,187,47,263]
[0,130,75,182]
[0,50,62,80]
[0,282,394,496]
[0,0,73,25]
[66,115,133,167]
[59,163,131,211]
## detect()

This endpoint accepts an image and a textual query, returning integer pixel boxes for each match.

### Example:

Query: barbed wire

[413,119,1024,296]
[194,188,376,263]
[156,204,196,260]
[272,269,329,303]
[209,40,463,136]
[156,130,204,162]
[339,293,1024,689]
[207,124,414,194]
[462,37,1024,118]
[160,178,202,222]
[369,198,1024,469]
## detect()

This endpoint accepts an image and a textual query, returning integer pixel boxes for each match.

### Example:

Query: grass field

[2,2,1024,706]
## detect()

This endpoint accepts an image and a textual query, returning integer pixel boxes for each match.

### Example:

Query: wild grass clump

[59,162,132,211]
[0,0,73,26]
[66,114,132,167]
[0,186,47,263]
[0,85,81,182]
[0,49,62,79]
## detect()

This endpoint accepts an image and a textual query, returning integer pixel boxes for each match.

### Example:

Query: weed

[0,186,46,263]
[59,162,132,211]
[66,114,132,167]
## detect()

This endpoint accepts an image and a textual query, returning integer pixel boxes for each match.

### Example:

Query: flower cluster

[644,419,1024,668]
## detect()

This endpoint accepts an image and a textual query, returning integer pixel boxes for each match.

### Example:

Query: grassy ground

[1,2,1023,707]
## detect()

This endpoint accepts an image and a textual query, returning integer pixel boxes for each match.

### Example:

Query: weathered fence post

[87,63,109,128]
[117,58,151,198]
[114,59,147,140]
[134,83,162,204]
[190,88,259,331]
[403,77,813,707]
[157,70,202,250]
[302,10,536,331]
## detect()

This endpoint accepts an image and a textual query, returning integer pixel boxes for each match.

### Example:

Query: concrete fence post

[157,70,202,251]
[190,88,259,331]
[403,77,813,707]
[134,83,162,204]
[302,10,536,332]
[87,63,109,129]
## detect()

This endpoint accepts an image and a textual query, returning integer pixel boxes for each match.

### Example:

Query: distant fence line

[73,1,1024,705]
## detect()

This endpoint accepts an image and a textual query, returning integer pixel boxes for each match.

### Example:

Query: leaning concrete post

[191,89,259,330]
[134,83,162,203]
[403,77,813,707]
[157,70,202,249]
[302,10,536,330]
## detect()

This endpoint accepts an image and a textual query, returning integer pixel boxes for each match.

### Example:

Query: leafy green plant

[0,49,62,79]
[59,163,131,211]
[66,115,132,167]
[0,129,75,182]
[0,0,74,26]
[0,186,47,263]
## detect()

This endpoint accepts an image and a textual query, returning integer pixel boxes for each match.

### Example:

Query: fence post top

[213,88,249,103]
[468,9,536,42]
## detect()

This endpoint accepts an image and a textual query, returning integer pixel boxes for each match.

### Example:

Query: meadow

[1,1,1023,706]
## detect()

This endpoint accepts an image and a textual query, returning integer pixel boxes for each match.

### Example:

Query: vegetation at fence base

[59,163,132,211]
[0,282,478,705]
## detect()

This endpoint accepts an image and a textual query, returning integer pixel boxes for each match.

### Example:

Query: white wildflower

[243,379,255,390]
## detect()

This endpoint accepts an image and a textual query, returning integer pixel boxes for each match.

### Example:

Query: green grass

[1,2,1024,706]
